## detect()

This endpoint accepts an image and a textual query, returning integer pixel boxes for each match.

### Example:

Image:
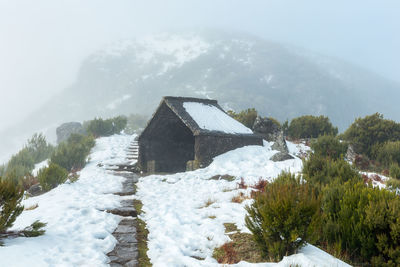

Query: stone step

[107,218,138,267]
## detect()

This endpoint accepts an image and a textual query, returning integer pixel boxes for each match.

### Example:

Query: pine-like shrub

[245,172,321,261]
[0,179,24,233]
[342,113,400,157]
[288,115,338,139]
[51,134,95,171]
[389,163,400,179]
[302,154,361,188]
[311,135,348,160]
[37,163,68,191]
[374,141,400,168]
[321,181,400,265]
[228,108,258,129]
[85,116,127,137]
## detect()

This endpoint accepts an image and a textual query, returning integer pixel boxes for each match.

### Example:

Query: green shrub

[22,220,47,237]
[288,115,338,139]
[374,141,400,168]
[228,108,258,129]
[311,135,348,160]
[342,113,400,157]
[302,154,361,188]
[51,134,95,171]
[0,179,24,233]
[2,133,54,182]
[125,113,148,134]
[386,178,400,191]
[85,116,128,137]
[389,163,400,179]
[26,133,54,163]
[245,172,321,261]
[321,181,400,265]
[38,163,68,191]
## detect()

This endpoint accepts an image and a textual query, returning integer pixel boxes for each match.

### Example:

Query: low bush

[0,179,24,233]
[85,116,127,137]
[51,134,95,171]
[342,113,400,157]
[288,115,338,139]
[373,141,400,168]
[311,135,348,160]
[321,181,400,265]
[302,154,361,188]
[2,133,54,182]
[125,113,148,134]
[389,163,400,179]
[245,172,321,261]
[37,163,68,191]
[228,108,258,129]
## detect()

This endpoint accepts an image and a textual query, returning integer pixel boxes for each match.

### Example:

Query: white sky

[0,0,399,132]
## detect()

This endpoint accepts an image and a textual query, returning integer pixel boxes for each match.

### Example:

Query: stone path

[106,140,140,267]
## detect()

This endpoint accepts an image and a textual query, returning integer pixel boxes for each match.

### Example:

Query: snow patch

[183,102,253,134]
[137,142,348,266]
[0,134,135,267]
[32,160,49,176]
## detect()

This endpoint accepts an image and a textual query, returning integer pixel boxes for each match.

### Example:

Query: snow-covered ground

[0,134,135,267]
[136,141,350,267]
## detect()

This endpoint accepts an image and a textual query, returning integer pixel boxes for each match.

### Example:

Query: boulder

[271,151,294,162]
[56,122,85,144]
[252,116,289,154]
[27,183,43,197]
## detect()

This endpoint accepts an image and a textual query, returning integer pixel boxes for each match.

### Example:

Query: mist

[0,0,399,155]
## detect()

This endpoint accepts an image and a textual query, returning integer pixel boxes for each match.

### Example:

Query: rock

[346,144,356,163]
[252,116,289,154]
[56,122,85,144]
[271,152,294,162]
[27,183,43,197]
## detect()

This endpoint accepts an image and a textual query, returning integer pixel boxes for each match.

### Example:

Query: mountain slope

[1,30,399,162]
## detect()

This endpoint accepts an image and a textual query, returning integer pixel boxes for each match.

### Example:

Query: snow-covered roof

[154,96,254,136]
[183,102,252,134]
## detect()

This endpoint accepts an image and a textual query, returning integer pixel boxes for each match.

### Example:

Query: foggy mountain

[1,30,399,162]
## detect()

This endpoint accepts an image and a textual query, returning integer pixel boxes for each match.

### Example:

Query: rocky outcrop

[346,144,356,163]
[56,122,85,144]
[252,116,294,161]
[27,183,43,197]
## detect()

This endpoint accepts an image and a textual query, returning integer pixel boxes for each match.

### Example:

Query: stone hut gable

[138,96,263,173]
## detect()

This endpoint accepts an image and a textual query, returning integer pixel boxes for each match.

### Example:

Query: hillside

[2,30,400,162]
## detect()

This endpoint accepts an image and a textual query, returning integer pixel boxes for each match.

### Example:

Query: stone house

[138,96,263,173]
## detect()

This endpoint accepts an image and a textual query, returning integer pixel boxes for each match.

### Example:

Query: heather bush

[85,116,127,137]
[302,154,361,188]
[288,115,338,139]
[125,113,148,134]
[228,108,258,129]
[311,135,348,160]
[342,113,400,157]
[2,133,54,180]
[245,172,321,261]
[50,134,95,171]
[0,179,24,233]
[37,163,68,191]
[373,141,400,168]
[321,181,400,265]
[389,163,400,179]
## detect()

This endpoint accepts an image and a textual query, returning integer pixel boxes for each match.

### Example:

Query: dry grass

[24,203,38,211]
[209,174,236,182]
[213,223,265,264]
[200,198,216,208]
[231,192,249,203]
[208,215,217,219]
